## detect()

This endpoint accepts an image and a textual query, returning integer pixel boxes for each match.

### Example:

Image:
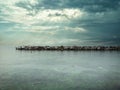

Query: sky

[0,0,120,46]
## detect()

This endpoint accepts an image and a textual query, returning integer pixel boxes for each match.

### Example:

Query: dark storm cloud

[64,0,120,12]
[16,0,120,13]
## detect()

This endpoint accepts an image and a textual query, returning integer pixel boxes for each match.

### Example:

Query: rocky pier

[16,46,120,51]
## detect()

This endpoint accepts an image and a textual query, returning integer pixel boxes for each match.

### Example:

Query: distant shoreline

[16,46,120,51]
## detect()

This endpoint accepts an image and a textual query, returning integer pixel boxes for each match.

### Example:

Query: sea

[0,46,120,90]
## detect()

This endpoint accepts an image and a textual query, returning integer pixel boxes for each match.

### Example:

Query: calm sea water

[0,46,120,90]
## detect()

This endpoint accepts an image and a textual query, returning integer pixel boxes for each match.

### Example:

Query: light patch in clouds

[64,27,87,33]
[0,0,38,5]
[0,5,30,24]
[8,25,87,36]
[29,0,38,5]
[37,9,84,22]
[0,0,19,5]
[1,4,85,25]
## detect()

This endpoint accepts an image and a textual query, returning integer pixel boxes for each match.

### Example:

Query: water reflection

[0,46,120,90]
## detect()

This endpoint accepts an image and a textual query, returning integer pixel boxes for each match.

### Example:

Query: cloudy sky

[0,0,120,46]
